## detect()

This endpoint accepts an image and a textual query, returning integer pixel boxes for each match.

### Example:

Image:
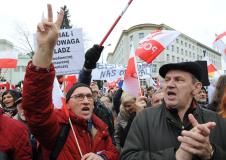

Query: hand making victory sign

[33,4,64,68]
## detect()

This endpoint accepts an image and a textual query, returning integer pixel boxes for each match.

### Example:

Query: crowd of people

[0,4,226,160]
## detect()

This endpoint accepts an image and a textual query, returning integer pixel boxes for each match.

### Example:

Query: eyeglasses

[70,93,93,101]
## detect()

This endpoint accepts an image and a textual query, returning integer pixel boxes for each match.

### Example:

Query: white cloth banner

[91,63,151,81]
[53,28,85,75]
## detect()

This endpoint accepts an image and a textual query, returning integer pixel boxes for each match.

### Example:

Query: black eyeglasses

[70,93,93,101]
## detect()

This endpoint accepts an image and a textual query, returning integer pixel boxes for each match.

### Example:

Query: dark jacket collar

[164,99,202,130]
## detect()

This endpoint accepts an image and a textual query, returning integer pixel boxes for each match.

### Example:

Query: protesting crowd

[0,4,226,160]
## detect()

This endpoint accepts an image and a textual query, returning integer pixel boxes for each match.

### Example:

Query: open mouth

[167,91,176,99]
[81,107,90,111]
[168,91,176,95]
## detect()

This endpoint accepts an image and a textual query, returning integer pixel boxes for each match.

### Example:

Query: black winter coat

[120,102,226,160]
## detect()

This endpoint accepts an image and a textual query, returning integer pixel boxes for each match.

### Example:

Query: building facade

[107,23,222,86]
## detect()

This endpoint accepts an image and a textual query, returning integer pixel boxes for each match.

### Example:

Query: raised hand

[135,96,147,112]
[33,4,64,68]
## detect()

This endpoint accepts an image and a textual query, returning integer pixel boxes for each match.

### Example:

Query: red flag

[0,51,18,68]
[213,32,226,43]
[202,56,218,78]
[65,75,77,93]
[136,30,180,63]
[208,64,217,77]
[123,46,140,97]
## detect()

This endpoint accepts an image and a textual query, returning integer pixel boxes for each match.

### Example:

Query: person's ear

[192,82,202,96]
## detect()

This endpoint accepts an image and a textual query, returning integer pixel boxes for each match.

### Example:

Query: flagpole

[134,55,142,96]
[99,0,134,46]
[68,118,83,158]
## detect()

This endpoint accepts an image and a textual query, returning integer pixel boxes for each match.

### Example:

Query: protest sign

[53,28,85,75]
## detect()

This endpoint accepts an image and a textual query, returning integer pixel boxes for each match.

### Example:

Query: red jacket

[22,61,119,160]
[0,109,32,160]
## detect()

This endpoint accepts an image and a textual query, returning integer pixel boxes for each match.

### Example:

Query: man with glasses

[22,4,119,160]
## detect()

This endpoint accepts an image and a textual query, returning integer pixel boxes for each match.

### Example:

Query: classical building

[107,23,222,86]
[0,39,31,85]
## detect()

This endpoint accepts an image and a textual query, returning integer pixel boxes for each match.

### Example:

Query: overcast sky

[1,0,226,66]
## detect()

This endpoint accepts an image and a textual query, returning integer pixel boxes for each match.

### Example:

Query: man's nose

[167,80,175,87]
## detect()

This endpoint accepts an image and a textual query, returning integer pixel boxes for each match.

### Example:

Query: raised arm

[22,4,64,149]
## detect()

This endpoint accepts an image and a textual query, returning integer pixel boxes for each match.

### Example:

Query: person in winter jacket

[121,62,226,160]
[22,4,119,160]
[0,108,32,160]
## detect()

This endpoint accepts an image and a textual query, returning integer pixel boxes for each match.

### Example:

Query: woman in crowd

[208,75,226,111]
[1,89,21,118]
[114,93,146,152]
[218,88,226,118]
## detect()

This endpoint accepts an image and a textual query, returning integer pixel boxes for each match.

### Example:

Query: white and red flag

[0,50,18,68]
[213,37,226,64]
[202,56,219,78]
[52,77,69,117]
[136,30,180,63]
[122,46,141,97]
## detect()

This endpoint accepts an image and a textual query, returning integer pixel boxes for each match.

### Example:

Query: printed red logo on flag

[135,39,165,63]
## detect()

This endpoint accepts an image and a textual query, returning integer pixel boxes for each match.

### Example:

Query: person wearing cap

[194,86,208,106]
[121,61,226,160]
[21,4,118,160]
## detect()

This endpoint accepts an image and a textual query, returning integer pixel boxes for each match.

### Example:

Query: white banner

[92,63,151,81]
[53,28,85,75]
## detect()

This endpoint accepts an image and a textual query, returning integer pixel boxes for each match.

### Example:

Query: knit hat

[66,83,92,102]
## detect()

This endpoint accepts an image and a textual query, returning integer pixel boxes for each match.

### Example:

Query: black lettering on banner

[100,70,106,79]
[111,70,116,76]
[59,32,69,38]
[119,70,125,76]
[54,47,71,54]
[106,70,111,77]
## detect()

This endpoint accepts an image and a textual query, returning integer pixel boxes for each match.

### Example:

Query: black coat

[120,102,226,160]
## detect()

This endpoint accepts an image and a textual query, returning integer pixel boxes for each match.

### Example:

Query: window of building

[177,57,180,62]
[181,58,184,62]
[185,42,187,47]
[177,47,179,53]
[176,39,179,43]
[189,44,191,48]
[181,40,183,45]
[189,51,191,57]
[152,64,157,73]
[166,54,170,61]
[185,50,188,56]
[138,32,144,39]
[172,45,174,51]
[181,48,184,55]
[14,67,19,72]
[130,35,133,41]
[22,66,26,72]
[172,56,175,62]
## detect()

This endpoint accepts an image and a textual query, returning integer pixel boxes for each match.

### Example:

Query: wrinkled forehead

[73,86,92,94]
[165,69,193,79]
